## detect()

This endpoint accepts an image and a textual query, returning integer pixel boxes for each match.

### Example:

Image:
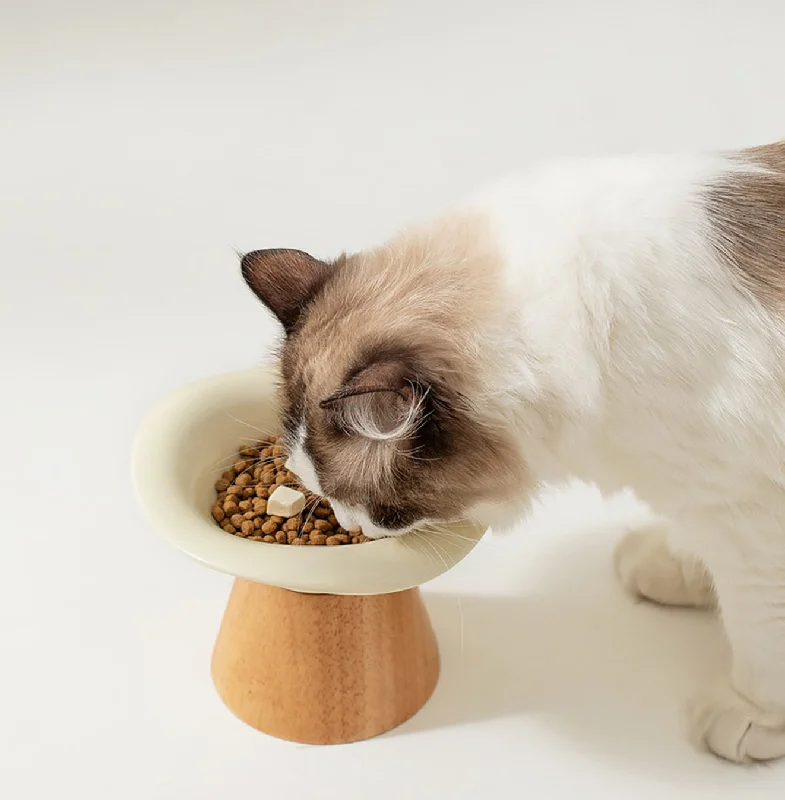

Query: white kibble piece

[266,485,306,518]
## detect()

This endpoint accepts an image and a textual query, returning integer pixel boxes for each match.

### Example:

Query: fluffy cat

[242,141,785,763]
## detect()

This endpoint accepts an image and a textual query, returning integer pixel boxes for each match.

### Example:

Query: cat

[241,141,785,763]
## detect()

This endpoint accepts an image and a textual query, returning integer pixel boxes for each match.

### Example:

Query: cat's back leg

[683,508,785,762]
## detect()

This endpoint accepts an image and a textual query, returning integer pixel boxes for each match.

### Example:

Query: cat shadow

[394,533,732,778]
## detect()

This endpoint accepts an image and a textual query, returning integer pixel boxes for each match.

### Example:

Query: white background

[2,1,784,797]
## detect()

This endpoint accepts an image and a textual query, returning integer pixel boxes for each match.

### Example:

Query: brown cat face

[241,219,526,537]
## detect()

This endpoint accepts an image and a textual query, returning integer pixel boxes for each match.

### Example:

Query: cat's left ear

[241,248,332,333]
[320,360,421,440]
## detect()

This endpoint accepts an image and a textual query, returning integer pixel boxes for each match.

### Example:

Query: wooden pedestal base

[211,579,440,744]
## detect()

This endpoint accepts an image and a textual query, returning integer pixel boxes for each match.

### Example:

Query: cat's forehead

[282,332,350,404]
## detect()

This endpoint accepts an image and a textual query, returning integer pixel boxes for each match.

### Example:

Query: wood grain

[211,580,440,744]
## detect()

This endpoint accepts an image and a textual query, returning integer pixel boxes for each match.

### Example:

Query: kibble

[210,436,373,546]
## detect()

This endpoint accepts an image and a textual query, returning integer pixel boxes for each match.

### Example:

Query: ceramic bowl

[132,367,487,595]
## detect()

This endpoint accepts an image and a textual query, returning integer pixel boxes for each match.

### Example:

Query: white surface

[132,367,485,594]
[2,1,784,797]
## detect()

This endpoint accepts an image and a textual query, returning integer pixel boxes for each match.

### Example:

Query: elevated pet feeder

[133,368,486,744]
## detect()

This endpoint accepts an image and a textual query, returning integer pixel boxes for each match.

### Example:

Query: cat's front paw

[690,684,785,762]
[614,530,715,608]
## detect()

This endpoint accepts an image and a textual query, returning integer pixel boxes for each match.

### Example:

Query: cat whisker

[221,411,277,438]
[297,495,324,537]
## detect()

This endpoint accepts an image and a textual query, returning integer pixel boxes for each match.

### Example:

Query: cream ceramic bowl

[132,367,487,595]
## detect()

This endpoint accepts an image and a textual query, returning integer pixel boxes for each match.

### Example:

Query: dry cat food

[211,435,371,546]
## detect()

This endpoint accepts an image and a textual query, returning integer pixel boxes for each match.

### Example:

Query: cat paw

[689,685,785,762]
[613,530,714,608]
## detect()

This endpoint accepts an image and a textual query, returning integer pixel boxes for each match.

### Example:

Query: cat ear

[241,249,331,333]
[320,361,421,440]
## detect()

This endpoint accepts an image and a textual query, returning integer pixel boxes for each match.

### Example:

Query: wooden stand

[211,579,440,744]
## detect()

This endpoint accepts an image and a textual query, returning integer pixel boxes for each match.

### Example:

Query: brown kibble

[214,437,372,545]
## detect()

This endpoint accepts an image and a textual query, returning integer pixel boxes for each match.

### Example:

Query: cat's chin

[361,522,416,540]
